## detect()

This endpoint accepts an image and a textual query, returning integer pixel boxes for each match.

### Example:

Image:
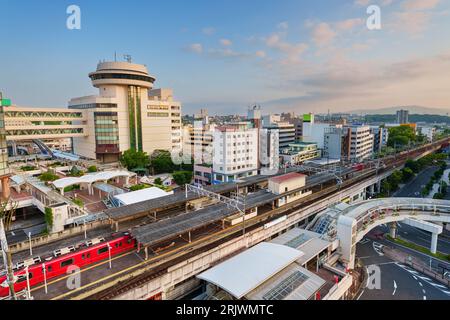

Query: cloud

[402,0,440,10]
[277,21,289,30]
[220,39,232,46]
[355,0,394,6]
[186,43,203,54]
[255,50,266,58]
[207,48,249,60]
[261,52,450,113]
[202,27,216,35]
[312,23,337,46]
[335,18,364,31]
[264,32,308,65]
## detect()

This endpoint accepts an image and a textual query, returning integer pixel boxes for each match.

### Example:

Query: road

[356,238,450,300]
[356,165,450,299]
[393,166,438,197]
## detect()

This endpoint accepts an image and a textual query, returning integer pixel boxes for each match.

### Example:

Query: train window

[98,247,108,254]
[82,254,86,260]
[17,272,33,283]
[87,253,91,258]
[47,266,53,272]
[127,239,132,244]
[60,258,74,268]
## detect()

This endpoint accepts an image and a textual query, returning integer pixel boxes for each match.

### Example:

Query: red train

[0,232,136,298]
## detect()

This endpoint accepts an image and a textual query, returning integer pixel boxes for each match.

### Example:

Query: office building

[69,61,182,163]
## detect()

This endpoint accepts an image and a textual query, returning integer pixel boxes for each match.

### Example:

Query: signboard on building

[0,99,11,106]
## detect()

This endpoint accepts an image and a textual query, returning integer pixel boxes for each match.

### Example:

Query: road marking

[419,282,423,287]
[372,242,384,256]
[413,276,418,280]
[422,289,426,294]
[395,263,450,296]
[392,281,397,296]
[357,289,365,300]
[423,296,427,300]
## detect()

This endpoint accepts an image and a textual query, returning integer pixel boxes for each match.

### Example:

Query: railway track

[19,139,450,300]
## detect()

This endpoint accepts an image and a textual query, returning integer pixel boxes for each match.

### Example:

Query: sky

[1,0,450,115]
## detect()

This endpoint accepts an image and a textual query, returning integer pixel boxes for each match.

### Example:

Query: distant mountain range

[345,106,450,116]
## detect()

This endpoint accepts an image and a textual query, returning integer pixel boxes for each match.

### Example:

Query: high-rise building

[396,109,409,124]
[69,61,182,163]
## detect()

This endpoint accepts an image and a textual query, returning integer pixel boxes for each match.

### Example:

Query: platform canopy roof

[52,170,133,189]
[197,242,303,299]
[113,187,172,206]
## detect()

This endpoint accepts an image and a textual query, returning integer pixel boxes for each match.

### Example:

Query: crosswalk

[395,263,450,295]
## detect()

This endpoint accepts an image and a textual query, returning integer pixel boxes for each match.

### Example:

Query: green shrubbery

[39,171,59,182]
[20,165,36,171]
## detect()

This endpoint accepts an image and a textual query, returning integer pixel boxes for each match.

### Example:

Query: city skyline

[1,0,450,115]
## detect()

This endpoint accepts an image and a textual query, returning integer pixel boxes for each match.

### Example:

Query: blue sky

[1,0,450,115]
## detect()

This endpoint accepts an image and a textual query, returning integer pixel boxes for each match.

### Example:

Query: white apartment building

[69,61,181,163]
[212,124,258,184]
[418,126,435,142]
[348,125,374,162]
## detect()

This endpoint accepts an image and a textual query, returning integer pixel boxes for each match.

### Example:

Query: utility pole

[0,217,16,300]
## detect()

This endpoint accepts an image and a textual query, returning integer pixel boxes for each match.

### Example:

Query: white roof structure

[113,187,173,206]
[197,242,303,299]
[52,170,132,190]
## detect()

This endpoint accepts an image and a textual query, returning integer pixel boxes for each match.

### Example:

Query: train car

[0,233,136,298]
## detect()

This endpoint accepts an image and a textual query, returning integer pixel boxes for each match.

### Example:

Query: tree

[120,149,150,171]
[172,171,193,186]
[388,126,416,148]
[154,177,163,185]
[87,165,98,173]
[401,168,414,183]
[405,159,420,173]
[151,150,175,174]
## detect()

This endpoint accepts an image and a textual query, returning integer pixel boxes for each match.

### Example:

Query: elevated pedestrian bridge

[4,106,87,140]
[337,198,450,268]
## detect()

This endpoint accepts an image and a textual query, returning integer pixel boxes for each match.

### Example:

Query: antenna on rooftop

[123,54,132,63]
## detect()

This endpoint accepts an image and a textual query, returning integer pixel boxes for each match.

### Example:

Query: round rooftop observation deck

[88,61,156,89]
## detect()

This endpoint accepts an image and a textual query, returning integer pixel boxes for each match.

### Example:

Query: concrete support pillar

[188,231,191,243]
[369,184,375,195]
[376,181,381,193]
[144,247,148,260]
[114,221,119,232]
[1,177,10,199]
[431,233,438,254]
[389,222,397,239]
[60,188,64,196]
